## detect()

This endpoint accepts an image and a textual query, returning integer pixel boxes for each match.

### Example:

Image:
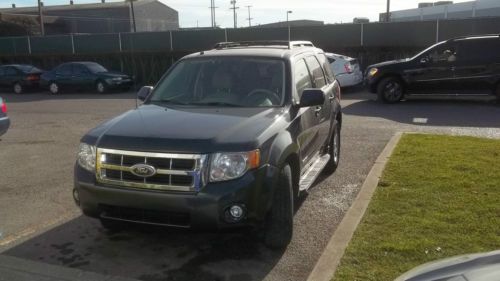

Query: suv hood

[84,104,285,153]
[368,58,409,69]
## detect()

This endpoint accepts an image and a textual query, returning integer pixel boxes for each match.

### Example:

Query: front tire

[262,164,294,249]
[323,120,340,175]
[49,82,60,95]
[377,77,404,103]
[13,82,23,94]
[96,81,107,94]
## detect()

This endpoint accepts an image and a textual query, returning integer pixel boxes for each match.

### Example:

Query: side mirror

[299,89,325,107]
[137,86,153,101]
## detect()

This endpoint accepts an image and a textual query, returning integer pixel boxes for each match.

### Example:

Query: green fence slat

[30,35,73,54]
[73,33,120,54]
[120,31,172,52]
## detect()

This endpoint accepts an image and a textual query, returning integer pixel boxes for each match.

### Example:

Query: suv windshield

[149,57,286,107]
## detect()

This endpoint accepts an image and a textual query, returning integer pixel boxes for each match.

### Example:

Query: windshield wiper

[191,101,243,107]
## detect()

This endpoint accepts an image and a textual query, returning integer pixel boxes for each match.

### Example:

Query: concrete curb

[307,132,403,281]
[0,254,139,281]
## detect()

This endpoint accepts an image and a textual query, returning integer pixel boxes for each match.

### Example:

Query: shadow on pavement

[343,98,500,128]
[5,216,284,281]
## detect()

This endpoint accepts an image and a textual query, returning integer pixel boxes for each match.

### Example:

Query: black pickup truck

[74,41,342,248]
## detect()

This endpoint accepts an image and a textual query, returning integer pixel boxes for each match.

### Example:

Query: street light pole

[286,10,292,23]
[386,0,391,22]
[130,0,137,32]
[230,0,239,28]
[286,11,292,44]
[37,0,44,36]
[246,5,252,27]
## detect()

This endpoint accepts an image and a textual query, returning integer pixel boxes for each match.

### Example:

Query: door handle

[314,106,322,116]
[329,95,335,101]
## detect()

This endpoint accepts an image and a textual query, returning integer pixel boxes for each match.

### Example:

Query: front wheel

[377,77,404,103]
[96,81,107,94]
[13,82,23,94]
[323,121,340,175]
[262,164,294,249]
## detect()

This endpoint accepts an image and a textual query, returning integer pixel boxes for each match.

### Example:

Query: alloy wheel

[384,81,403,102]
[13,83,22,94]
[49,83,59,94]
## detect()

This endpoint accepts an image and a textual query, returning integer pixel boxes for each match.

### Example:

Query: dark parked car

[41,62,133,94]
[0,64,43,94]
[74,41,342,248]
[0,97,10,136]
[365,34,500,103]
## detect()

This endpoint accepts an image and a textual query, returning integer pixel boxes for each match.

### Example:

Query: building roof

[0,0,176,13]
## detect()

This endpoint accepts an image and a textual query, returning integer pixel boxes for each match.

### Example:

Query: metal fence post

[71,34,75,54]
[27,36,32,55]
[360,23,364,47]
[436,19,439,43]
[169,30,173,51]
[225,28,228,42]
[118,32,122,52]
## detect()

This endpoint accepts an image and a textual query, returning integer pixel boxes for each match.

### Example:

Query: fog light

[230,205,243,218]
[224,204,246,223]
[73,189,80,206]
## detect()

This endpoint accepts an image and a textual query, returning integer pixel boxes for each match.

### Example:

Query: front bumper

[0,117,10,136]
[74,164,278,230]
[106,79,133,90]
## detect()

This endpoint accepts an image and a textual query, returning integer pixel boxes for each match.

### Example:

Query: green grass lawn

[333,134,500,281]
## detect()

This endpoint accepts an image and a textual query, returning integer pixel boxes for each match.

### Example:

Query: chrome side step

[299,154,330,191]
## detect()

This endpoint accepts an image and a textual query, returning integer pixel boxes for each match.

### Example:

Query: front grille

[100,204,190,227]
[96,148,207,192]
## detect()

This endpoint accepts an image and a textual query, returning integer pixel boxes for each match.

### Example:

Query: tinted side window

[318,54,335,83]
[0,67,4,76]
[305,56,327,88]
[5,67,17,75]
[427,44,457,63]
[57,64,73,75]
[294,59,312,98]
[458,39,500,61]
[73,65,89,75]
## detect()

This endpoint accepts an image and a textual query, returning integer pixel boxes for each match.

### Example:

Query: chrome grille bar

[96,148,207,192]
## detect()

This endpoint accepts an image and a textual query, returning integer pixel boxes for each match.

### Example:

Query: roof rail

[448,34,500,41]
[213,40,315,50]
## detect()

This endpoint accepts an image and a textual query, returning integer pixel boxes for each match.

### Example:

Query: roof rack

[213,40,315,50]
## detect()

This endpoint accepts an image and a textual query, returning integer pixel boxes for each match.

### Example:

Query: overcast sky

[1,0,472,27]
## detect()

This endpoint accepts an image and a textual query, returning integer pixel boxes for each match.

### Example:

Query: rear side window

[458,39,500,61]
[73,65,89,75]
[0,67,4,76]
[294,59,313,98]
[318,54,335,83]
[305,56,327,88]
[5,67,17,76]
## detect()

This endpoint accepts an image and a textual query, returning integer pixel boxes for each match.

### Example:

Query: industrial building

[0,0,179,35]
[380,0,500,22]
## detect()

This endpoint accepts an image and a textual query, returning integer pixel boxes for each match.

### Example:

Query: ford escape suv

[365,34,500,103]
[74,41,342,249]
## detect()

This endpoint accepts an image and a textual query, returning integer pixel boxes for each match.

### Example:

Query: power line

[229,0,239,29]
[246,5,252,27]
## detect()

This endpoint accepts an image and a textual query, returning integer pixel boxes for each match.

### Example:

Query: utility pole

[386,0,391,22]
[286,10,292,23]
[246,5,252,27]
[130,0,137,32]
[209,0,218,28]
[37,0,44,36]
[230,0,239,29]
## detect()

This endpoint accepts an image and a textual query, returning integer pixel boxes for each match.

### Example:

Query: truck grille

[96,148,207,192]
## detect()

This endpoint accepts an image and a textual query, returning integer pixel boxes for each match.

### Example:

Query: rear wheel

[377,77,404,103]
[323,120,340,175]
[13,82,23,94]
[49,82,60,95]
[262,164,294,249]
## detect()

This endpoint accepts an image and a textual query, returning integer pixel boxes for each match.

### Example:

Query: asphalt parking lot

[0,90,499,281]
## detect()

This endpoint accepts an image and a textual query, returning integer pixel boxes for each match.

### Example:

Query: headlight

[368,68,378,77]
[77,143,96,173]
[210,150,260,182]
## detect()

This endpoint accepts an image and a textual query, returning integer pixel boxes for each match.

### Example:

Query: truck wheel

[96,81,107,94]
[100,218,124,232]
[263,164,294,249]
[323,121,340,175]
[13,82,23,94]
[49,82,60,95]
[377,77,404,103]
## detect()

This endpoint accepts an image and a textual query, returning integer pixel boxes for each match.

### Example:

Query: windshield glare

[410,41,446,60]
[86,63,108,73]
[149,57,286,107]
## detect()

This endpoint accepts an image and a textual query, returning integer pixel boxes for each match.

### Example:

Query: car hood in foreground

[83,104,286,153]
[395,250,500,281]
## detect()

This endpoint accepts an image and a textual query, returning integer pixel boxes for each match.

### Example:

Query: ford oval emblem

[130,163,157,178]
